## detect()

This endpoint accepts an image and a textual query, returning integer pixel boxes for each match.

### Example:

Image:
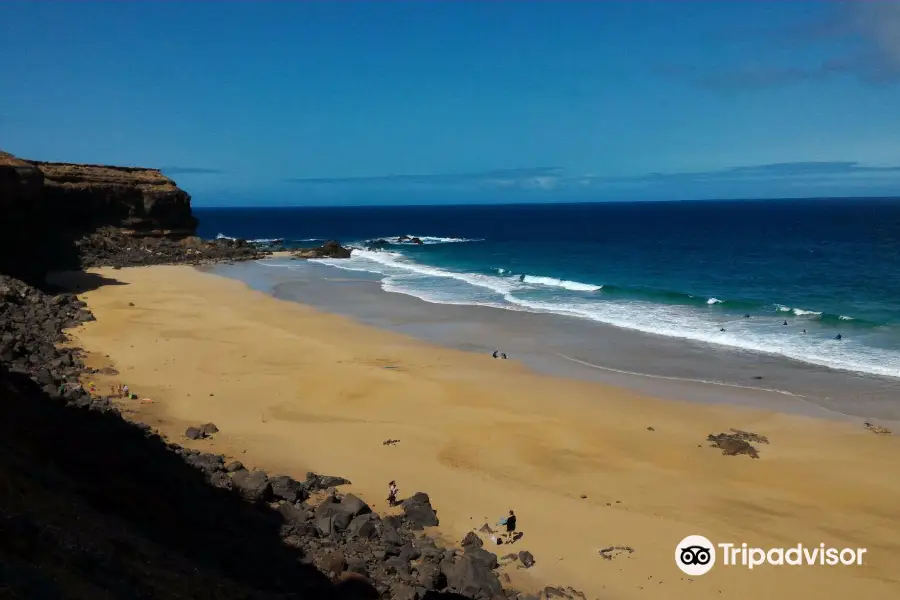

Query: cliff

[32,159,198,234]
[0,151,259,284]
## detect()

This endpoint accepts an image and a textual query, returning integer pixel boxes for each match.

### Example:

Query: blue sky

[2,1,899,205]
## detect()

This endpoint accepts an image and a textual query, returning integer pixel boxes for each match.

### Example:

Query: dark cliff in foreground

[0,151,264,283]
[0,154,567,600]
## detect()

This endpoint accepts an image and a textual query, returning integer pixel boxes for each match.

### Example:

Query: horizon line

[192,195,900,210]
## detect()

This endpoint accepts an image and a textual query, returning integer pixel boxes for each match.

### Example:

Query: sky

[2,1,899,206]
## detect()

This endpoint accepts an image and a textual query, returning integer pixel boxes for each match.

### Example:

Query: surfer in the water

[835,333,843,340]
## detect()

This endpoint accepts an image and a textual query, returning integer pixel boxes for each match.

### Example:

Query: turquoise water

[197,199,900,378]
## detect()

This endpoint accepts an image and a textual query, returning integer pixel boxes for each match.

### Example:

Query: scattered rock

[598,546,634,560]
[478,523,495,534]
[316,550,347,577]
[305,472,351,492]
[519,551,536,568]
[727,428,769,444]
[401,492,439,529]
[185,423,217,440]
[707,433,760,458]
[225,460,244,472]
[441,553,503,600]
[231,469,272,502]
[461,532,484,549]
[269,474,307,503]
[864,422,892,435]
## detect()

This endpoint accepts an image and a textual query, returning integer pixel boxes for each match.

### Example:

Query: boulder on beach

[401,492,439,529]
[707,432,760,458]
[231,469,272,502]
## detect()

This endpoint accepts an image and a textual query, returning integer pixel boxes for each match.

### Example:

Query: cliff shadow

[45,270,129,294]
[0,366,376,600]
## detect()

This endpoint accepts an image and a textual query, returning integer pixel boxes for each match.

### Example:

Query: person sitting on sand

[505,510,517,541]
[492,350,499,359]
[387,481,399,507]
[500,353,508,360]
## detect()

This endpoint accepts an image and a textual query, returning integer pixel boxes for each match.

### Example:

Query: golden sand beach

[59,265,900,600]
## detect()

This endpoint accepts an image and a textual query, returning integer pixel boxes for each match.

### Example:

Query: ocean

[197,199,900,380]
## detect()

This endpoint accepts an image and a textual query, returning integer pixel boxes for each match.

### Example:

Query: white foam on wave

[376,234,483,245]
[311,249,521,296]
[707,297,723,305]
[776,304,823,317]
[497,295,900,378]
[839,315,854,321]
[215,233,284,244]
[300,251,900,379]
[521,275,602,292]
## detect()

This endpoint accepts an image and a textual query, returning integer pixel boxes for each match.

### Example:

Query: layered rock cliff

[0,151,259,283]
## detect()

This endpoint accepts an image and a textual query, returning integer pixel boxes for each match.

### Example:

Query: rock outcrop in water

[293,240,353,259]
[0,151,268,283]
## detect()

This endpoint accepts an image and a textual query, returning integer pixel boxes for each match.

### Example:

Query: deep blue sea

[196,199,900,378]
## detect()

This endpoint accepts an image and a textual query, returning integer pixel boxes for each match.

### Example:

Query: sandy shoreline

[57,265,900,600]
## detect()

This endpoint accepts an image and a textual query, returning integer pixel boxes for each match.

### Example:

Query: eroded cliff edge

[0,151,261,283]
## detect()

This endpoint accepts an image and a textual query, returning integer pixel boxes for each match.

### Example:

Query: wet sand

[215,259,900,424]
[60,265,900,600]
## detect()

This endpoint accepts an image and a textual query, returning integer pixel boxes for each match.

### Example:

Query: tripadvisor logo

[675,535,867,575]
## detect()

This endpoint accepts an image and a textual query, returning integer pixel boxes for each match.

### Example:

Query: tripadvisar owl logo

[676,535,716,575]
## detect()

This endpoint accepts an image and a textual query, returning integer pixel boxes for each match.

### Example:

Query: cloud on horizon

[659,1,900,90]
[285,167,563,189]
[281,161,900,197]
[160,166,225,175]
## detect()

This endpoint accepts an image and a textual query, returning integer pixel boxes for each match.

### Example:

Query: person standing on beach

[387,480,399,506]
[505,510,517,541]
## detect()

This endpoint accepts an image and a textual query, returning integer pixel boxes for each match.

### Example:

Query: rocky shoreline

[0,152,584,599]
[1,273,547,599]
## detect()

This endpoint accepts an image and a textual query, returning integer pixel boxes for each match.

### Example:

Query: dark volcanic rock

[707,432,761,458]
[292,240,352,259]
[231,470,272,502]
[316,550,347,577]
[441,554,503,600]
[401,492,439,529]
[347,513,381,539]
[305,472,351,492]
[339,493,372,517]
[464,547,499,570]
[1,151,272,282]
[461,532,483,549]
[269,475,307,503]
[519,550,536,568]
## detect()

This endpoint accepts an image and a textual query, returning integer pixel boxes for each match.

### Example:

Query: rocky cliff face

[33,159,198,234]
[0,151,202,283]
